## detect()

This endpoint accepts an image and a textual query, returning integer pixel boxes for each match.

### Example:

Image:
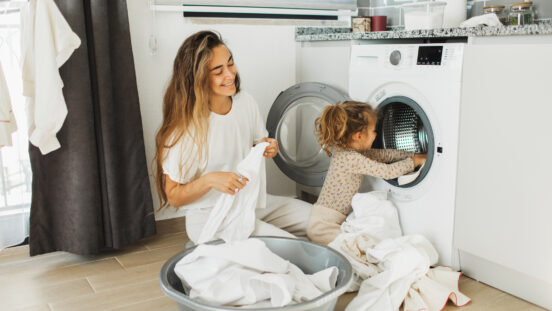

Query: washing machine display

[374,96,434,188]
[267,82,349,187]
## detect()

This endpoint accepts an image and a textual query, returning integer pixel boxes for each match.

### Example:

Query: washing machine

[266,82,349,203]
[349,43,465,268]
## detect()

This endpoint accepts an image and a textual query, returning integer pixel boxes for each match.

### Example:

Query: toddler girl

[306,101,426,245]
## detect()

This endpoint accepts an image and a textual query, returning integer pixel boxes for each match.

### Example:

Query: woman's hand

[204,172,248,195]
[259,137,279,158]
[413,153,427,168]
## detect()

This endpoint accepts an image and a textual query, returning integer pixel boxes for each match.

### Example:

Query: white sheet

[197,142,269,244]
[174,238,338,307]
[329,192,471,311]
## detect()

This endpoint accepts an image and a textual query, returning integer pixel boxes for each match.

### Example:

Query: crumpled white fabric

[198,142,269,244]
[174,238,338,307]
[460,13,503,28]
[20,0,81,154]
[329,192,471,311]
[0,63,17,147]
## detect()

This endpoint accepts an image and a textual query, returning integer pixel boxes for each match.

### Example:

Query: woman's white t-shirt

[162,91,268,214]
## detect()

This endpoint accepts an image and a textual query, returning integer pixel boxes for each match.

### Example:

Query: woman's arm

[165,172,247,207]
[361,149,414,163]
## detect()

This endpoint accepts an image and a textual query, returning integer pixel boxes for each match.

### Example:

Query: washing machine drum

[374,96,435,188]
[266,82,349,187]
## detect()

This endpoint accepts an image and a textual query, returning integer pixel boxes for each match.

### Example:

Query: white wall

[126,2,305,219]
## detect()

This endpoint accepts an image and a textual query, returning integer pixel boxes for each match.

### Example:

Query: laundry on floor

[174,238,338,308]
[197,142,269,244]
[329,192,471,311]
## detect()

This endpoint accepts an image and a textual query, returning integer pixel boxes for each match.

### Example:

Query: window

[0,5,31,249]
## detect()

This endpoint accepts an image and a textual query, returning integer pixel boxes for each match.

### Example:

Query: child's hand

[413,153,427,168]
[259,137,279,158]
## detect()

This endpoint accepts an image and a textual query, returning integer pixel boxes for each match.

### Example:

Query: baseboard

[459,250,552,310]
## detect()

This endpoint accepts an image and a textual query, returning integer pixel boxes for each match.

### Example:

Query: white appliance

[349,43,465,268]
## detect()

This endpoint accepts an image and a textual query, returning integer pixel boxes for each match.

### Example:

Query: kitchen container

[442,0,467,27]
[160,236,354,311]
[402,1,447,30]
[509,2,534,25]
[371,15,387,31]
[484,5,508,25]
[352,16,371,32]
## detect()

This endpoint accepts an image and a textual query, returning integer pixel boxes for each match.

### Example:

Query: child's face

[363,122,378,150]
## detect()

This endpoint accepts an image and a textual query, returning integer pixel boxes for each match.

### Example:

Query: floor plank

[115,244,186,269]
[111,296,179,311]
[87,260,165,292]
[49,279,164,311]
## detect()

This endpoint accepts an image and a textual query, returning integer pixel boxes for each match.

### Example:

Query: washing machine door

[373,95,434,188]
[266,82,349,187]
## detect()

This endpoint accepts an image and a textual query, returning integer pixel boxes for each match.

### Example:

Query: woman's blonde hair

[153,31,241,208]
[315,101,377,156]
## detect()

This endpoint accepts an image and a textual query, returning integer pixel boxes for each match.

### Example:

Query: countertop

[295,23,552,41]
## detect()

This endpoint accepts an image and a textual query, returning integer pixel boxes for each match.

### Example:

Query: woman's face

[208,45,237,97]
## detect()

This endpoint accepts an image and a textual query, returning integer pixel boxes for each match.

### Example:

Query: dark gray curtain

[29,0,156,256]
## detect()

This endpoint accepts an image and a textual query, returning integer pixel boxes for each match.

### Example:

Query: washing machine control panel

[417,46,443,65]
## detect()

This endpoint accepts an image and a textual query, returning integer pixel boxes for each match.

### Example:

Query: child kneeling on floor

[307,101,426,245]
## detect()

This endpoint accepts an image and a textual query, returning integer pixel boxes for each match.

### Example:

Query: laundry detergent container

[160,236,353,311]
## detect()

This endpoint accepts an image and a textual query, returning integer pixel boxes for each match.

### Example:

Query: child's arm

[361,149,414,163]
[350,151,414,180]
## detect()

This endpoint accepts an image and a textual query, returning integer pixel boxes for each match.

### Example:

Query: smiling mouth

[222,81,234,87]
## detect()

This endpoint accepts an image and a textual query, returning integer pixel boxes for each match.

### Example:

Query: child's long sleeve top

[316,147,414,215]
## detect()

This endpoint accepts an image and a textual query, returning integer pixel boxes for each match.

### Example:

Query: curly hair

[315,101,377,156]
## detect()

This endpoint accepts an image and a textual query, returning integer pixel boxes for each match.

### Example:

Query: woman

[154,31,311,244]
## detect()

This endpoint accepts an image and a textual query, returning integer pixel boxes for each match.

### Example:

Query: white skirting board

[458,250,552,310]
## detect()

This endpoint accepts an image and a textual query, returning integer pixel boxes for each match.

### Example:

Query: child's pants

[185,194,312,244]
[306,204,347,245]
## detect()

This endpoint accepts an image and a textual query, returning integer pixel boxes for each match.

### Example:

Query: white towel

[198,142,269,244]
[459,13,503,28]
[328,192,470,311]
[398,164,424,186]
[20,0,81,154]
[174,238,338,307]
[0,63,17,147]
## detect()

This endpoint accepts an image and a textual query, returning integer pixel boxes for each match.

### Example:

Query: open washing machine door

[373,95,434,188]
[266,82,349,191]
[360,82,441,202]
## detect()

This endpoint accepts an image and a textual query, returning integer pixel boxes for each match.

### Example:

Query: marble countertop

[295,23,552,41]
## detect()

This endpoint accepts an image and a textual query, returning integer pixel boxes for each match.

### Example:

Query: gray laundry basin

[159,236,353,311]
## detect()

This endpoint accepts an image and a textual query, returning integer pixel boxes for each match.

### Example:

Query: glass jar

[483,5,507,25]
[509,2,534,25]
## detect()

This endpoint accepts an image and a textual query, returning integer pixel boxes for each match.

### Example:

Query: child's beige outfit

[307,147,415,245]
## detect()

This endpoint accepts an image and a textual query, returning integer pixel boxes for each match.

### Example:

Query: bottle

[509,2,535,25]
[483,5,507,25]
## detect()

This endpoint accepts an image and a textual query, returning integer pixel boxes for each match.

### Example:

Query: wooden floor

[0,217,545,311]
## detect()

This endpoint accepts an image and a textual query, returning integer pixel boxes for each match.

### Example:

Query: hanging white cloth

[328,192,471,311]
[20,0,80,154]
[0,62,17,147]
[197,142,269,244]
[174,238,338,307]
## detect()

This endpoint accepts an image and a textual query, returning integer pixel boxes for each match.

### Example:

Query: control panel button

[390,50,401,66]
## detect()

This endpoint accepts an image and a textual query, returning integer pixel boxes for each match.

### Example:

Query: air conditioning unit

[149,0,358,20]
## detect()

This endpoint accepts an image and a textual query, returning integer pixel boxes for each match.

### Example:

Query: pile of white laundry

[174,238,339,308]
[329,192,471,311]
[175,143,340,307]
